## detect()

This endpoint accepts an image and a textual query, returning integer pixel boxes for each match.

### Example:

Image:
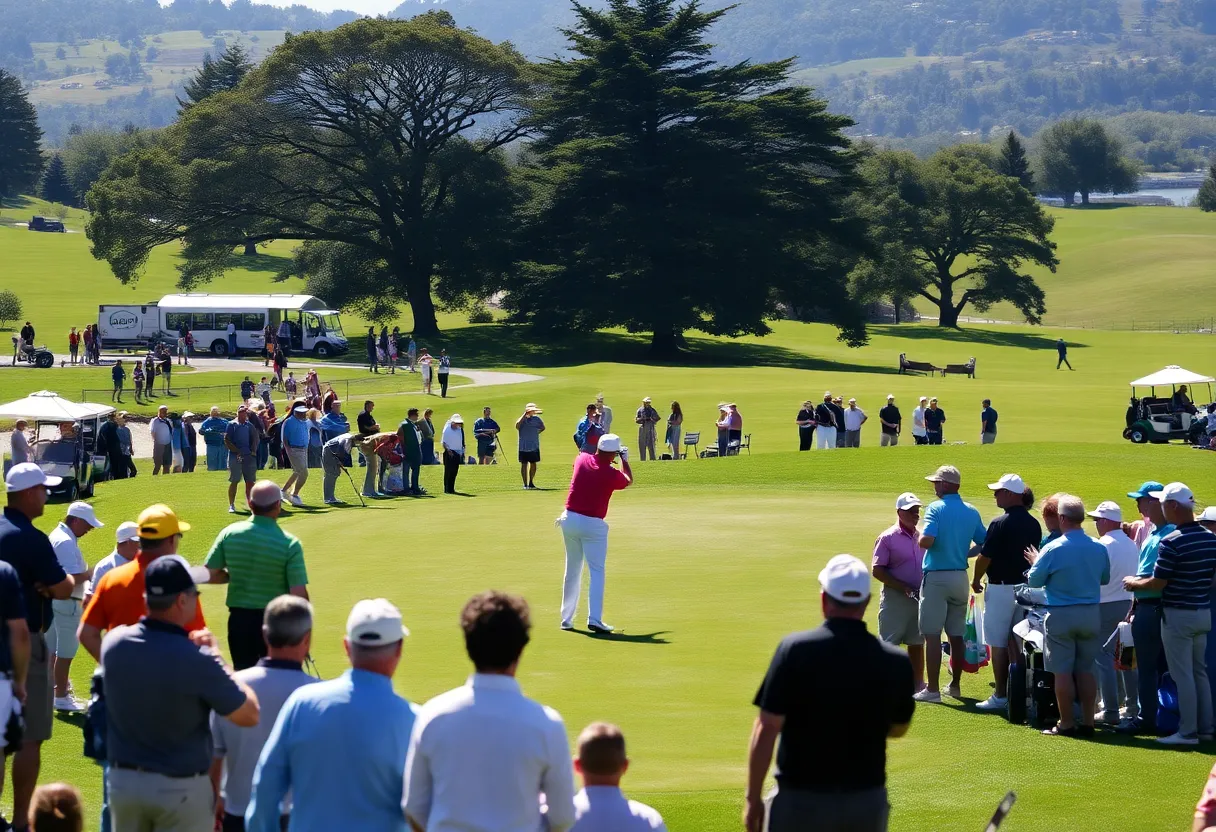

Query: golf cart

[1123,366,1213,445]
[1006,587,1060,729]
[0,391,112,500]
[10,335,55,368]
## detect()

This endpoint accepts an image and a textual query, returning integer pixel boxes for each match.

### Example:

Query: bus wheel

[211,340,228,357]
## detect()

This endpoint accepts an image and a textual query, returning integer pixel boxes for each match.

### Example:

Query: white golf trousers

[817,426,837,449]
[560,510,609,626]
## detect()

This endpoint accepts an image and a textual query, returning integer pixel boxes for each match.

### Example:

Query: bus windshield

[311,313,345,338]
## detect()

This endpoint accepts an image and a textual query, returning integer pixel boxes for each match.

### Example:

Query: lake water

[1104,187,1200,206]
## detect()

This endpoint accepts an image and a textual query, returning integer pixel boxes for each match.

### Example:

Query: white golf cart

[0,391,113,499]
[1124,366,1213,445]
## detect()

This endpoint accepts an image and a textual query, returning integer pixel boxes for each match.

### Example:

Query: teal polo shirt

[921,493,987,572]
[1134,523,1176,600]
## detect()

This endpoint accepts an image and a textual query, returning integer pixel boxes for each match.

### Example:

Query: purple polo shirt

[872,523,925,589]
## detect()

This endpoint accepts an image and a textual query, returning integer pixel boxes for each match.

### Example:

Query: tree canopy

[507,0,868,354]
[1197,162,1216,212]
[0,69,43,198]
[179,43,253,110]
[856,148,1058,327]
[86,13,533,335]
[1037,118,1139,205]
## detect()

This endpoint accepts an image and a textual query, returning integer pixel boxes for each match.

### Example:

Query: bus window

[192,312,214,330]
[304,314,323,337]
[214,313,237,331]
[240,312,265,331]
[164,313,191,333]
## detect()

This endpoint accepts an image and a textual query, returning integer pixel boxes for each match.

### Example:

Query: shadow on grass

[227,252,295,276]
[570,629,672,644]
[873,325,1085,352]
[417,325,896,374]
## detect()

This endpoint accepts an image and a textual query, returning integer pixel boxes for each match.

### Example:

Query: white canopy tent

[0,390,115,422]
[1129,366,1215,388]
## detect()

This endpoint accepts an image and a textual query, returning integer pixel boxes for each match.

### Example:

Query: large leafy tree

[0,69,43,199]
[178,43,254,110]
[1197,162,1216,212]
[997,131,1034,192]
[1037,118,1139,205]
[857,149,1058,328]
[40,153,74,204]
[87,13,532,335]
[507,0,868,355]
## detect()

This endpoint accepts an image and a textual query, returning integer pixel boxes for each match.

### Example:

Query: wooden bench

[899,353,940,375]
[942,358,977,378]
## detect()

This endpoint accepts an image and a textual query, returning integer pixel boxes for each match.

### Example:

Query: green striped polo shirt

[204,515,308,610]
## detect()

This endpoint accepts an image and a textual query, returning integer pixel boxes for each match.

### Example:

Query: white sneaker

[1094,711,1121,725]
[1157,732,1200,746]
[54,696,84,713]
[946,683,962,699]
[975,694,1008,711]
[228,505,238,514]
[560,622,574,631]
[913,688,942,703]
[587,621,615,633]
[290,494,304,507]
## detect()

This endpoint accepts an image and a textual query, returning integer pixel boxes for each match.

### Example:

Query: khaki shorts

[880,433,899,446]
[918,570,969,637]
[228,454,257,484]
[878,587,923,646]
[1044,604,1101,674]
[982,584,1022,648]
[26,633,53,743]
[287,446,309,478]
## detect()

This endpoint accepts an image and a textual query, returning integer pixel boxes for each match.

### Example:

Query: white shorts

[983,584,1021,648]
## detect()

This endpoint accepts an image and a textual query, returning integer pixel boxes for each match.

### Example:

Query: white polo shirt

[403,673,577,832]
[1098,529,1140,604]
[572,786,666,831]
[48,522,88,599]
[911,406,927,437]
[843,407,866,431]
[149,416,172,445]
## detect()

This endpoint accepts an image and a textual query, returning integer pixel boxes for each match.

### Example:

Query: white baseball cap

[819,554,872,603]
[66,501,104,528]
[598,434,622,453]
[1087,501,1123,522]
[987,473,1026,495]
[887,394,895,400]
[1151,482,1195,506]
[5,463,62,493]
[895,492,922,511]
[1199,506,1216,523]
[346,598,409,646]
[115,521,141,544]
[181,411,195,419]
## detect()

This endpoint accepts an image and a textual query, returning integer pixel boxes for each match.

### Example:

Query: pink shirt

[872,523,925,590]
[565,453,630,519]
[1196,762,1216,828]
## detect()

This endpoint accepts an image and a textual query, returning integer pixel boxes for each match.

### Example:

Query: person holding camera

[558,434,633,634]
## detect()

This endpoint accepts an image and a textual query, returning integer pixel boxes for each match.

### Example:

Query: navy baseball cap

[144,555,209,599]
[1127,481,1165,500]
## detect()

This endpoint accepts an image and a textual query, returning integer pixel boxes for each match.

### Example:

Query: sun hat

[925,465,961,485]
[987,473,1026,494]
[1127,481,1165,500]
[66,501,104,528]
[1151,482,1194,506]
[181,411,195,419]
[136,504,191,540]
[895,492,923,510]
[115,521,140,544]
[819,555,872,603]
[5,463,61,493]
[598,434,622,453]
[450,414,464,423]
[525,402,543,413]
[1087,501,1123,522]
[347,598,409,645]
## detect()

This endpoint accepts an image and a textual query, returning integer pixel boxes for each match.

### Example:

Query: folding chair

[682,431,700,459]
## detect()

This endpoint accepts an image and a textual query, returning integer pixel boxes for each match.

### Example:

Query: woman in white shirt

[911,397,928,445]
[441,414,465,494]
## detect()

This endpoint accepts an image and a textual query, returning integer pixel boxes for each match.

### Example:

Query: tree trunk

[935,272,959,327]
[243,240,257,256]
[937,304,960,327]
[1080,190,1090,206]
[405,271,441,337]
[648,325,681,358]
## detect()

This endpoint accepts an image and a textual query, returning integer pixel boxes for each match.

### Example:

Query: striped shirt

[204,516,307,610]
[1153,523,1216,610]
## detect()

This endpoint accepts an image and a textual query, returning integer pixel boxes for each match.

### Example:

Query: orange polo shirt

[82,557,207,634]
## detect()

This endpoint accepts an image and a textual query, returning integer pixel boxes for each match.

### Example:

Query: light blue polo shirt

[1026,529,1110,606]
[1134,523,1176,600]
[921,493,986,572]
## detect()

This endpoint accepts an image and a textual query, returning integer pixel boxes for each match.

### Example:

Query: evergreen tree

[1197,162,1216,212]
[0,69,44,198]
[997,131,1035,192]
[40,153,75,204]
[179,43,253,109]
[511,0,867,354]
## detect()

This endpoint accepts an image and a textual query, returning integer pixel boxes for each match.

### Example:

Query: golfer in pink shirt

[871,492,927,690]
[558,434,633,633]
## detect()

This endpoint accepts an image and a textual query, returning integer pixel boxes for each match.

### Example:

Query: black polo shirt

[814,403,835,427]
[980,505,1043,585]
[0,507,68,633]
[754,619,914,792]
[796,409,815,430]
[357,410,378,436]
[0,562,26,674]
[923,408,945,431]
[829,404,846,429]
[878,405,901,435]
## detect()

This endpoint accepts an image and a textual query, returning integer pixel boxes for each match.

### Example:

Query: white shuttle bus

[97,293,350,357]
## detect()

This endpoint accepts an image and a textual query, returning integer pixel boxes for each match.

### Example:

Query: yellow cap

[137,504,191,540]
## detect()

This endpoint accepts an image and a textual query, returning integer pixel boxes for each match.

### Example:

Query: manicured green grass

[17,444,1216,831]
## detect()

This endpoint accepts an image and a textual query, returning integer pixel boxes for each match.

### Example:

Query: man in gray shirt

[9,419,31,465]
[102,555,260,832]
[211,596,317,832]
[515,404,546,490]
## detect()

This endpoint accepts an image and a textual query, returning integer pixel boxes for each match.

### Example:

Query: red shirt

[565,453,630,519]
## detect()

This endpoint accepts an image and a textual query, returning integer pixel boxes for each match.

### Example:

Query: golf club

[341,465,367,507]
[984,791,1016,831]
